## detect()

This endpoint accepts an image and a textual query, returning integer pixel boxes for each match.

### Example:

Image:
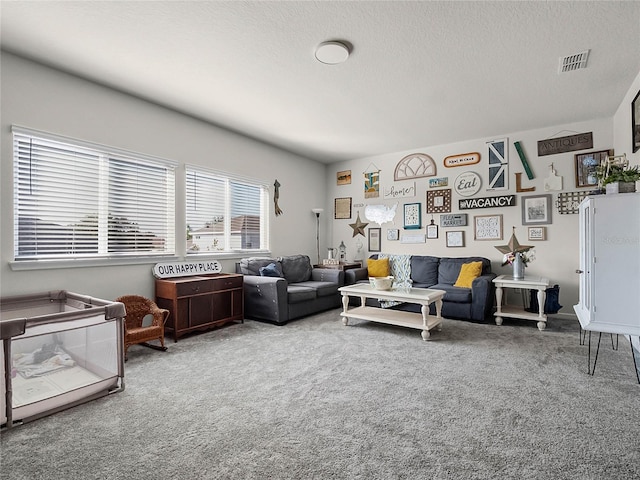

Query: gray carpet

[1,310,639,480]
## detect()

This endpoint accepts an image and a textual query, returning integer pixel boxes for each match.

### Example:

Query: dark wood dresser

[155,273,243,341]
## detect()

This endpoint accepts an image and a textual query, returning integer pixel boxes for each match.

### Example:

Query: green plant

[596,164,640,186]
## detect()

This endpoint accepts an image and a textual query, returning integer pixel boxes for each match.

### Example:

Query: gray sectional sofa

[236,254,344,325]
[345,255,496,322]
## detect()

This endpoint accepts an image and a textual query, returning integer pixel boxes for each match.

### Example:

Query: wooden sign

[153,260,222,278]
[459,195,516,210]
[440,214,468,227]
[443,152,480,168]
[537,132,593,157]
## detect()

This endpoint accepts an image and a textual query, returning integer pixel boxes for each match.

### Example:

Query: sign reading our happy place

[153,260,222,278]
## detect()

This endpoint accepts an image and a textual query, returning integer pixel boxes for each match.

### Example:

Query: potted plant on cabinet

[596,155,640,194]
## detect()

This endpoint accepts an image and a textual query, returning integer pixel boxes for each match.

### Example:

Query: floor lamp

[311,208,323,265]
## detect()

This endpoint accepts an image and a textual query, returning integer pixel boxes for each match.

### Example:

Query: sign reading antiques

[537,132,593,157]
[153,260,222,278]
[458,195,516,210]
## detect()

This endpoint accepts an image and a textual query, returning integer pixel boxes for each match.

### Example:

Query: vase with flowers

[495,227,535,280]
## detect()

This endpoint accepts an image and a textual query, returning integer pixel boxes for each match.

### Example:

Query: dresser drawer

[211,275,243,291]
[175,279,214,297]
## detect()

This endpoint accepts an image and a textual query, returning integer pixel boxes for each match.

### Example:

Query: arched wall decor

[394,153,437,181]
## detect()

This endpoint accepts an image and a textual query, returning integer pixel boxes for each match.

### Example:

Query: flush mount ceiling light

[315,41,350,65]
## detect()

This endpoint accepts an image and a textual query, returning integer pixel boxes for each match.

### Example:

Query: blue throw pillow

[259,262,283,277]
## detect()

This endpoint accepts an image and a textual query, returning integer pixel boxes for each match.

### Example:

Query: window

[13,127,176,261]
[186,166,268,254]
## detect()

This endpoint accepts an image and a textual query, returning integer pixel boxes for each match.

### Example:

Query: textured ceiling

[2,1,639,163]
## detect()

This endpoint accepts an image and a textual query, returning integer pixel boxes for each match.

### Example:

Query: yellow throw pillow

[367,257,390,277]
[454,261,483,288]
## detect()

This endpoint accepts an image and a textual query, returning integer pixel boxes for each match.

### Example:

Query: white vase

[513,253,525,279]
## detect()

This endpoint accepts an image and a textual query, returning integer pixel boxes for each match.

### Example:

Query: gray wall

[1,52,328,300]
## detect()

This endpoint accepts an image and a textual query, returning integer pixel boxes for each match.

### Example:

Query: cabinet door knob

[575,269,583,274]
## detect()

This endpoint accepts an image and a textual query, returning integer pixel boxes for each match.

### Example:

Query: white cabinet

[574,193,640,335]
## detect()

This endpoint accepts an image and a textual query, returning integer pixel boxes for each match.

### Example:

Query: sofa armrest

[311,268,344,286]
[241,275,289,324]
[345,267,369,285]
[470,273,497,321]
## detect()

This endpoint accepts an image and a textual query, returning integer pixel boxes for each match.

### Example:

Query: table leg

[536,288,547,331]
[434,299,443,331]
[420,305,430,341]
[341,294,349,325]
[495,285,503,325]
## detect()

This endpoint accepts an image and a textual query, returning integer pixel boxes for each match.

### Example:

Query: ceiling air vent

[559,50,590,73]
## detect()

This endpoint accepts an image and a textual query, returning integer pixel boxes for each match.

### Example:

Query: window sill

[10,255,181,271]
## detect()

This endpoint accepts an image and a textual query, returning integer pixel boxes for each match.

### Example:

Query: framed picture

[528,226,546,241]
[521,194,552,225]
[334,197,352,219]
[426,221,438,239]
[387,228,399,241]
[446,231,465,248]
[575,150,612,188]
[403,202,422,229]
[633,90,640,153]
[368,228,381,252]
[426,189,452,213]
[337,170,351,185]
[473,214,503,241]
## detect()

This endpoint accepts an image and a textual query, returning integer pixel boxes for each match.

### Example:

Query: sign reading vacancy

[153,260,222,278]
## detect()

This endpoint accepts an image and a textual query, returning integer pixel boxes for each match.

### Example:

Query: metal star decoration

[349,211,368,237]
[495,226,533,255]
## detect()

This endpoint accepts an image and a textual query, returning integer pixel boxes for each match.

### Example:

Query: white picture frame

[528,226,546,241]
[473,214,503,241]
[446,231,465,247]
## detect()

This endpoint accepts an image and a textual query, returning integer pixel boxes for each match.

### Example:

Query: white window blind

[13,127,176,261]
[186,167,268,254]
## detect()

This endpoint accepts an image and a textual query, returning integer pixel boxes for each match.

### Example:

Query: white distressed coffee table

[338,284,446,340]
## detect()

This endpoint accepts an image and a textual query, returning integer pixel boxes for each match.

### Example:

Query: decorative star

[349,211,368,237]
[495,226,533,255]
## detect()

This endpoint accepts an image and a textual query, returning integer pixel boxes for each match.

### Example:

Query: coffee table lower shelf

[340,306,442,340]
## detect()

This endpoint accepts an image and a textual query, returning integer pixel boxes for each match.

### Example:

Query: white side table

[493,275,550,331]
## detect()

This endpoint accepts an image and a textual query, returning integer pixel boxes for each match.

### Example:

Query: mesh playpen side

[1,291,125,430]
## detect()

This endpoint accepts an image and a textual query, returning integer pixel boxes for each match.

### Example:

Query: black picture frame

[368,227,381,252]
[632,90,640,153]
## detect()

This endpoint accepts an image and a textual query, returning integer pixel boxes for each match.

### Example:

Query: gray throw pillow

[279,255,312,283]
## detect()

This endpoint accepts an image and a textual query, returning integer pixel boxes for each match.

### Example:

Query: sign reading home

[459,195,516,210]
[153,260,222,278]
[537,132,593,156]
[383,182,416,199]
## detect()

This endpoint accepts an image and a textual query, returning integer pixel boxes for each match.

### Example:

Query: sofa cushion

[430,283,473,303]
[438,257,491,285]
[279,255,312,283]
[287,284,316,303]
[259,262,283,277]
[240,257,279,276]
[296,280,339,297]
[410,256,439,285]
[367,257,390,277]
[454,261,483,288]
